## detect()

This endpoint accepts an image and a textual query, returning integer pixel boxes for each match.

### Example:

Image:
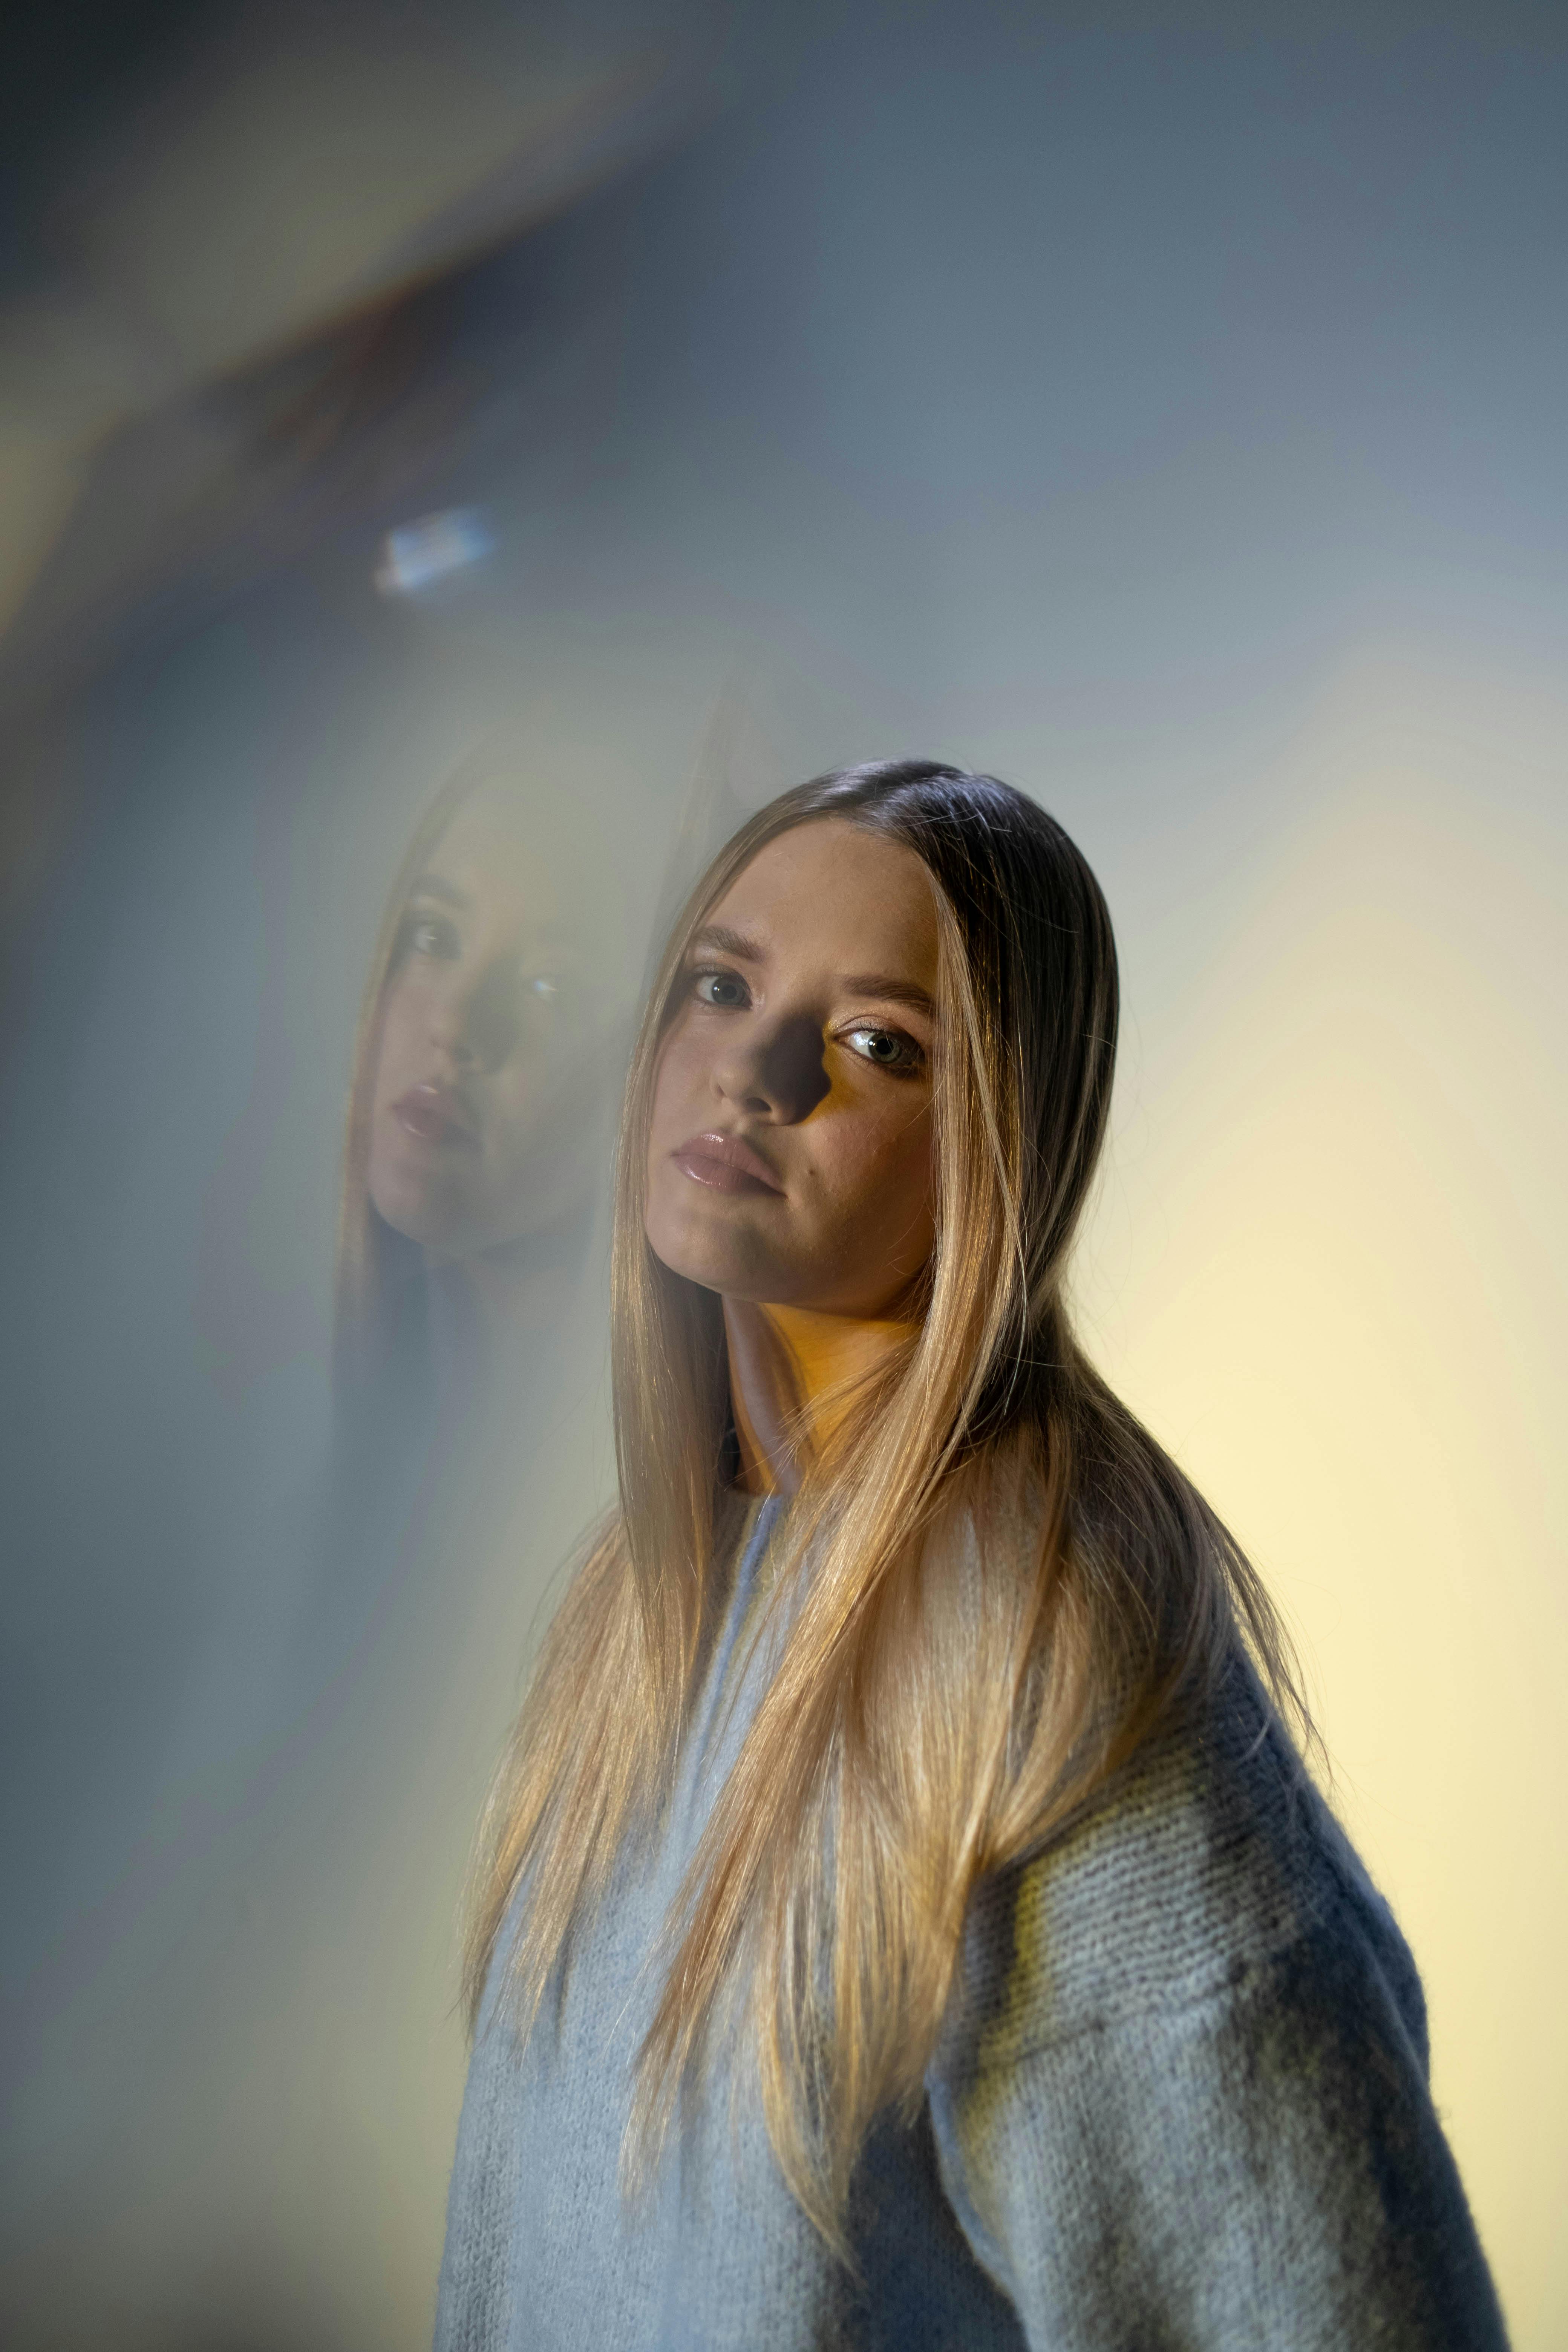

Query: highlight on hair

[462,759,1309,2249]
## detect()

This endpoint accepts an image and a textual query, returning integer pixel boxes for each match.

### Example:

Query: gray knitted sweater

[434,1496,1506,2349]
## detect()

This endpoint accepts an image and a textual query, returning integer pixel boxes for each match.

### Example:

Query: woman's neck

[723,1297,915,1496]
[424,1213,591,1402]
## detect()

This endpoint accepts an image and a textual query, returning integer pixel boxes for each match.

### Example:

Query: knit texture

[434,1498,1507,2349]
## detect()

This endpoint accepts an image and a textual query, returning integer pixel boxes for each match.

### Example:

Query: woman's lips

[671,1130,785,1196]
[392,1083,477,1148]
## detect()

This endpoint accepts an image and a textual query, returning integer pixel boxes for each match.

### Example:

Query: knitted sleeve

[926,1713,1509,2350]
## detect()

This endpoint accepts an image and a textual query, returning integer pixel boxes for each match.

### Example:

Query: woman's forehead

[423,788,598,917]
[707,820,938,983]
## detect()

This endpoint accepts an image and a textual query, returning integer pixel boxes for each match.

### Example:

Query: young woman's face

[645,819,940,1318]
[367,790,612,1259]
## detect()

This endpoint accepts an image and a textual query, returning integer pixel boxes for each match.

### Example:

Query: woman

[436,760,1505,2348]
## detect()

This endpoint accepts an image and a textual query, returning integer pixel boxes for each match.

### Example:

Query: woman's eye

[401,910,459,960]
[693,968,750,1009]
[843,1024,925,1075]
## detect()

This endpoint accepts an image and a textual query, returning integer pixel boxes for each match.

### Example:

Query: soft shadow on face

[366,789,616,1262]
[643,818,940,1321]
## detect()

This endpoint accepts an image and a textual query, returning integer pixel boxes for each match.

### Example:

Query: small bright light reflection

[374,507,495,596]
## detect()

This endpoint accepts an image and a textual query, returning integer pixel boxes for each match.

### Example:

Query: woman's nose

[430,964,523,1072]
[714,1013,828,1125]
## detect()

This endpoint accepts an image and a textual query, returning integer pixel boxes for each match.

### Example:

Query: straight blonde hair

[462,760,1305,2248]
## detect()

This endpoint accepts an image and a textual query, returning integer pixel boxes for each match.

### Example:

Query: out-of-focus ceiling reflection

[0,0,730,667]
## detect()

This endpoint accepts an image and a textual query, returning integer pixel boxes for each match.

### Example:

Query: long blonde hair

[464,759,1304,2245]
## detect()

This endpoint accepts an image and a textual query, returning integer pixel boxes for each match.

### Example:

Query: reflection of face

[367,791,611,1260]
[644,820,940,1319]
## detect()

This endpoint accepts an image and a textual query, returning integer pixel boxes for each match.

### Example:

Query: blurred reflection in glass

[274,743,640,2079]
[334,750,628,1468]
[164,747,647,2335]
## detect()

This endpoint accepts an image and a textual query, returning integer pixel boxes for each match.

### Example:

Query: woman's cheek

[646,1027,690,1143]
[858,1098,927,1184]
[810,1131,891,1243]
[857,1109,936,1254]
[370,985,415,1099]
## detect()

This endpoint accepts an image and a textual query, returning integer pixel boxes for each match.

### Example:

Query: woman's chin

[372,1181,598,1267]
[368,1171,458,1253]
[643,1225,798,1305]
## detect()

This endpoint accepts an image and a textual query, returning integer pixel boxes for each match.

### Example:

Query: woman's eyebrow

[692,923,764,961]
[841,973,935,1015]
[408,872,471,909]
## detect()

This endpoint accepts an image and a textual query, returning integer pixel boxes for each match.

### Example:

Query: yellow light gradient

[1073,660,1567,2346]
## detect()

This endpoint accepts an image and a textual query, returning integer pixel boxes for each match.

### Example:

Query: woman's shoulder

[946,1653,1426,2076]
[927,1662,1510,2348]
